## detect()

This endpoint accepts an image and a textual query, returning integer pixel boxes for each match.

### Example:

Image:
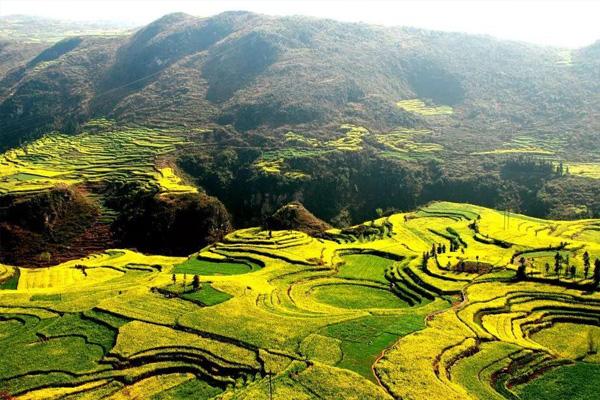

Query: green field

[0,201,599,399]
[312,283,409,309]
[173,257,260,275]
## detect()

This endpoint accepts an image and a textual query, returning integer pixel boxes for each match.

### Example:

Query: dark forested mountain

[1,12,599,264]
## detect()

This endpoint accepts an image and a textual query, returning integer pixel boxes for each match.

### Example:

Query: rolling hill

[0,202,599,399]
[1,11,599,149]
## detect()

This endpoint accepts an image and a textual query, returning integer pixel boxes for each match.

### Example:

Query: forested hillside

[1,12,599,264]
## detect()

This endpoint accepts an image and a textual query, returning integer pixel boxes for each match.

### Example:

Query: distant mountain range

[0,12,598,152]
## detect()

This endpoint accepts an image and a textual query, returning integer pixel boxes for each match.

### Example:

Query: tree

[544,262,550,275]
[172,274,176,285]
[516,257,527,280]
[562,254,570,277]
[585,264,591,279]
[594,259,600,288]
[583,251,590,264]
[554,257,562,277]
[588,329,598,355]
[554,252,562,265]
[192,275,201,291]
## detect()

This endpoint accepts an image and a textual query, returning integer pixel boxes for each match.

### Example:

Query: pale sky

[1,0,599,48]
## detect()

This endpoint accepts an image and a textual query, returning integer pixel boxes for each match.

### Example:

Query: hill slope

[0,202,599,399]
[1,12,598,150]
[1,12,599,262]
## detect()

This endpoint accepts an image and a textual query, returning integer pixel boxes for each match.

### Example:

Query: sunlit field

[0,119,197,195]
[1,201,599,399]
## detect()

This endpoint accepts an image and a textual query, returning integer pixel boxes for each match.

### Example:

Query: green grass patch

[30,293,62,301]
[180,284,233,306]
[38,313,116,353]
[149,377,223,400]
[174,258,259,276]
[82,308,131,328]
[312,283,408,309]
[0,270,19,290]
[337,254,393,283]
[515,362,600,400]
[0,319,23,340]
[0,318,106,381]
[322,313,429,381]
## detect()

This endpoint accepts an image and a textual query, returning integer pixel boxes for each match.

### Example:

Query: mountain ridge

[1,11,598,151]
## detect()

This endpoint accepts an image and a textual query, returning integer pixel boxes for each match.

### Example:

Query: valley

[0,8,599,399]
[1,202,599,399]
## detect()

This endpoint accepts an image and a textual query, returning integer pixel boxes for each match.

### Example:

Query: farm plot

[471,135,565,156]
[253,124,368,178]
[0,120,196,195]
[374,128,443,160]
[0,201,599,399]
[567,162,600,179]
[396,99,454,116]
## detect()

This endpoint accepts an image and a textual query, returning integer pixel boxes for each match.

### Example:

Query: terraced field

[396,99,454,116]
[0,119,197,195]
[374,128,443,160]
[471,135,567,156]
[253,124,445,177]
[253,124,368,178]
[0,202,599,399]
[567,163,600,179]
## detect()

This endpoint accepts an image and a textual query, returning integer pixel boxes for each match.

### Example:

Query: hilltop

[1,11,599,150]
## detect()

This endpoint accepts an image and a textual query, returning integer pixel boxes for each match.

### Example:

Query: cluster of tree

[171,273,202,292]
[106,182,232,256]
[522,250,600,287]
[179,143,600,232]
[429,243,448,257]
